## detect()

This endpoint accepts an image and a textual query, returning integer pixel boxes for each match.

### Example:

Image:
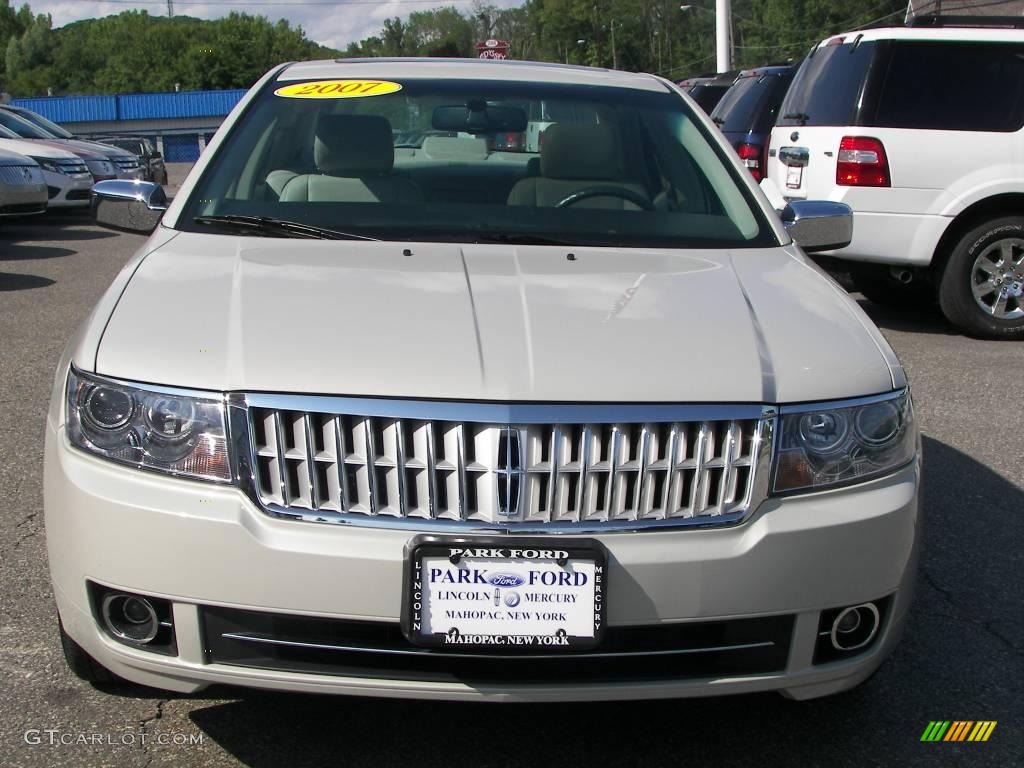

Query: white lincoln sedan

[45,59,920,702]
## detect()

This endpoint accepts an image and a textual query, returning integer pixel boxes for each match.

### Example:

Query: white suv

[768,19,1024,339]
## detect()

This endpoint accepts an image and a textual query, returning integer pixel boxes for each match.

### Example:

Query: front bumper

[43,170,93,208]
[0,179,47,216]
[45,421,920,701]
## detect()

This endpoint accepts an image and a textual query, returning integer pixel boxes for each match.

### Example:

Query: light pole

[681,3,730,73]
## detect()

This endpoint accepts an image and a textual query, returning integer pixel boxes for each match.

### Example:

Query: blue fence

[162,134,202,163]
[10,89,246,124]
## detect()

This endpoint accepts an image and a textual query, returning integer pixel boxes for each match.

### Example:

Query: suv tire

[59,617,116,684]
[851,267,934,309]
[939,217,1024,340]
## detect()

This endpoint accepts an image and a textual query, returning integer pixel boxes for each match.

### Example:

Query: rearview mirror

[432,103,527,134]
[91,180,167,234]
[780,200,853,254]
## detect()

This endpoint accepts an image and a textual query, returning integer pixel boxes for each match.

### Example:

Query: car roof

[814,24,1024,48]
[278,58,672,93]
[736,65,796,78]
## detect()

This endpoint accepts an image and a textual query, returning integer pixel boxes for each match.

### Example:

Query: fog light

[101,593,158,644]
[830,603,880,652]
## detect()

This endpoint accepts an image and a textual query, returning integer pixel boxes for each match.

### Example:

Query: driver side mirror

[91,180,167,234]
[780,200,853,254]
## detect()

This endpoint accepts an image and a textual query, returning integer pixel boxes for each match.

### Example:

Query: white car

[0,132,92,208]
[768,18,1024,339]
[0,148,47,217]
[46,59,920,703]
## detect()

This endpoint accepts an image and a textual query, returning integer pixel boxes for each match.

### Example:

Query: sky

[24,0,522,51]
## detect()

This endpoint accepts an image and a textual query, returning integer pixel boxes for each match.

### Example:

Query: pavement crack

[139,698,168,767]
[922,569,1021,655]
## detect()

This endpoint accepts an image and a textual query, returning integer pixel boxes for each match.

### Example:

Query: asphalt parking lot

[0,167,1021,767]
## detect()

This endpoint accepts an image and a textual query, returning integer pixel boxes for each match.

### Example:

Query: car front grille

[56,159,90,176]
[202,605,794,684]
[113,157,141,171]
[236,397,772,531]
[0,165,43,186]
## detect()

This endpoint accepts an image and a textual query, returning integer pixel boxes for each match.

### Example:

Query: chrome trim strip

[220,631,775,660]
[777,389,908,414]
[240,393,770,424]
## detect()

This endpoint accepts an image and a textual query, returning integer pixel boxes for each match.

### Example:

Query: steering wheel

[555,185,654,211]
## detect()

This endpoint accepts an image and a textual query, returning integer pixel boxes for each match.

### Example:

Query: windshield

[10,108,73,138]
[180,77,774,248]
[778,41,875,127]
[0,109,55,139]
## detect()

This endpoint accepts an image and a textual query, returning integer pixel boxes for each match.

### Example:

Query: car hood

[31,138,110,158]
[0,137,78,160]
[68,139,135,157]
[93,232,898,403]
[0,147,35,166]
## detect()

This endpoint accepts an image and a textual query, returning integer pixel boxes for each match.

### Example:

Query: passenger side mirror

[780,200,853,254]
[91,180,167,234]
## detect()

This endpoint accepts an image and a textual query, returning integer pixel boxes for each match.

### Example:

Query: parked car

[767,17,1024,339]
[0,132,93,208]
[48,59,919,703]
[677,71,739,113]
[0,105,145,181]
[0,148,47,217]
[0,108,118,181]
[91,135,168,185]
[710,65,796,181]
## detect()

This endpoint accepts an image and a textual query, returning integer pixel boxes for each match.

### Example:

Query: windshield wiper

[711,116,725,126]
[782,112,810,124]
[194,215,379,241]
[472,233,586,246]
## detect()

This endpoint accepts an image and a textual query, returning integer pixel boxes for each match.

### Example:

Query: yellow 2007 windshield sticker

[274,80,402,99]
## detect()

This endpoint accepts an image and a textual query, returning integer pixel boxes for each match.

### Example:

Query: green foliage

[2,7,338,96]
[345,0,907,77]
[1,0,907,96]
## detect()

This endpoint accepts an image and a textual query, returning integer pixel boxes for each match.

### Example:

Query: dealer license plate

[786,164,803,189]
[403,537,607,649]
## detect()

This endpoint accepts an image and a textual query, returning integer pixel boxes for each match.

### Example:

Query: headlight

[66,368,231,482]
[773,391,916,493]
[28,156,61,174]
[85,159,114,176]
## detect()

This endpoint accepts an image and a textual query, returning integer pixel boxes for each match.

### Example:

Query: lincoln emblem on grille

[495,427,525,518]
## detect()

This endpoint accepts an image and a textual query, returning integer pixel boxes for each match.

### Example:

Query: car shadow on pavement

[0,272,56,291]
[114,434,1021,767]
[1,225,119,243]
[0,244,77,261]
[854,297,960,337]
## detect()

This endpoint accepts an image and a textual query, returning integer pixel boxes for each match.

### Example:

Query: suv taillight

[837,136,890,187]
[737,142,764,182]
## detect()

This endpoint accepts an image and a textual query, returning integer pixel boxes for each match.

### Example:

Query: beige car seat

[278,114,423,204]
[507,123,648,209]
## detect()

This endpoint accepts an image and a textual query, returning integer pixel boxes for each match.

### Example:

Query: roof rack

[907,15,1024,29]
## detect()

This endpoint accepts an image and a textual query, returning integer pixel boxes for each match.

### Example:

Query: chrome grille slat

[247,404,771,530]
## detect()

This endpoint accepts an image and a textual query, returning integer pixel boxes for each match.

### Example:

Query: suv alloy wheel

[939,216,1024,340]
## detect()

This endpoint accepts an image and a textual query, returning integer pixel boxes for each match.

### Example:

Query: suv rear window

[873,41,1024,132]
[777,41,876,127]
[711,73,792,133]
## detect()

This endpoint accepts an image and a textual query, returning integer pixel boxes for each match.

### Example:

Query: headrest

[540,123,619,180]
[315,114,394,175]
[421,135,489,161]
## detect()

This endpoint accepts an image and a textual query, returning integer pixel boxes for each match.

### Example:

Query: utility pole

[715,0,731,72]
[167,0,174,18]
[610,20,618,70]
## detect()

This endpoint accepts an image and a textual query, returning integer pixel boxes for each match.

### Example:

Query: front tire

[939,216,1024,340]
[59,617,116,684]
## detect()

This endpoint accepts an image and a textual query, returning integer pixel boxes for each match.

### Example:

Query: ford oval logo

[488,573,524,587]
